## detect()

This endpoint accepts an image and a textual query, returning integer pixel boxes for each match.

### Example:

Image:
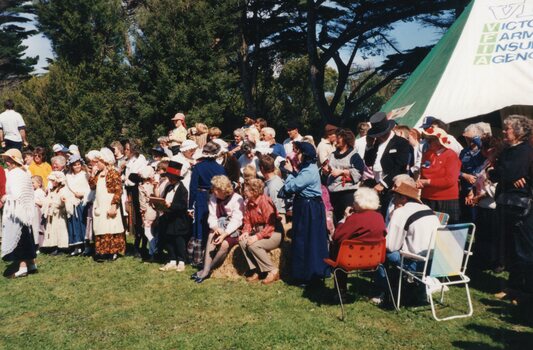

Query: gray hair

[261,127,276,138]
[463,123,485,138]
[353,187,380,210]
[51,155,67,167]
[392,174,416,188]
[504,115,532,141]
[233,128,245,138]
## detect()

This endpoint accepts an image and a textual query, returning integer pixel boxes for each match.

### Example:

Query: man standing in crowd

[260,127,286,158]
[0,99,28,150]
[365,112,411,215]
[317,124,337,165]
[283,121,304,156]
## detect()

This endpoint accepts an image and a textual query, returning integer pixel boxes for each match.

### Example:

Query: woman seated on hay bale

[192,175,244,283]
[239,178,283,285]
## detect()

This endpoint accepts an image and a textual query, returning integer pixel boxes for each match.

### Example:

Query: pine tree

[0,0,38,87]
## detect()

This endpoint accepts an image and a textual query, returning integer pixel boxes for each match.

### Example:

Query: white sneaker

[11,268,28,278]
[176,261,185,272]
[159,263,178,272]
[370,293,385,305]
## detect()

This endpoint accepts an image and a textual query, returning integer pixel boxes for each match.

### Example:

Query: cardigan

[420,148,461,200]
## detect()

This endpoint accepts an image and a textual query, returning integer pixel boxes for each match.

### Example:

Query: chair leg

[333,268,346,321]
[397,264,404,309]
[429,282,474,321]
[381,265,398,311]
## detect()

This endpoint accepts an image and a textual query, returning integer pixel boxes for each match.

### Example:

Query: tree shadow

[452,324,533,349]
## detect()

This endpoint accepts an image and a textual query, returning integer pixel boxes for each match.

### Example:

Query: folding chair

[432,211,450,225]
[324,238,396,320]
[396,223,476,321]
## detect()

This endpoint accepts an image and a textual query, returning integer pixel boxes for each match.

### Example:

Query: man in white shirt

[316,124,337,165]
[0,100,28,150]
[373,179,440,305]
[282,121,304,156]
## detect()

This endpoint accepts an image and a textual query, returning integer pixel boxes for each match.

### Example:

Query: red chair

[324,238,396,320]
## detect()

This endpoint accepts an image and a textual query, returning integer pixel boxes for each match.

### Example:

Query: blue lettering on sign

[492,51,533,63]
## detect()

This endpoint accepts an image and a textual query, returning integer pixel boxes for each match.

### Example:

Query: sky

[19,14,442,74]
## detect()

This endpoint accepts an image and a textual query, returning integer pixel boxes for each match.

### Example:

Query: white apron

[93,175,124,236]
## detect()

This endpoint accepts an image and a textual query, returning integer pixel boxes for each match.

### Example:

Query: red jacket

[421,148,461,200]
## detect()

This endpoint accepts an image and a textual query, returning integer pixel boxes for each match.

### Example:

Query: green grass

[1,250,532,350]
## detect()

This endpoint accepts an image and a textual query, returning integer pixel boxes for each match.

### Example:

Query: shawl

[66,171,91,205]
[1,167,35,257]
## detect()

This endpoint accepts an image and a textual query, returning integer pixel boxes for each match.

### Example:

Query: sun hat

[171,112,186,121]
[98,147,116,165]
[367,112,395,138]
[421,126,452,149]
[68,144,80,155]
[212,138,228,154]
[67,153,84,166]
[180,140,198,152]
[392,182,422,204]
[85,150,101,161]
[139,165,155,180]
[0,148,24,166]
[48,171,66,185]
[254,141,273,155]
[199,141,221,159]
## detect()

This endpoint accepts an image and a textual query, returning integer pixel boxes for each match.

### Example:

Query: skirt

[95,233,126,255]
[192,190,209,241]
[423,198,461,224]
[2,225,36,262]
[290,197,330,282]
[67,204,87,246]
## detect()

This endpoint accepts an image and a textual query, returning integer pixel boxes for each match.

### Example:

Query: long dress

[283,163,330,282]
[66,171,90,246]
[41,187,72,249]
[92,169,126,255]
[1,167,36,262]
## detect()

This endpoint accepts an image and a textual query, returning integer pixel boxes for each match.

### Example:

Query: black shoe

[190,272,199,280]
[195,274,210,284]
[50,249,59,256]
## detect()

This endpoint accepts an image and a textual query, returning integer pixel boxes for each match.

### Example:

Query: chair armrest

[323,258,337,268]
[399,250,427,261]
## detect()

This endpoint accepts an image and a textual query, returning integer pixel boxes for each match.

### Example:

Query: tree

[133,0,243,139]
[304,0,470,126]
[0,0,38,87]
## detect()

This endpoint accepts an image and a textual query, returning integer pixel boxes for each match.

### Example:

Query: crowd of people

[0,98,532,306]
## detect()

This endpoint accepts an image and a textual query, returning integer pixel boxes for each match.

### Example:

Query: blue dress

[284,163,330,282]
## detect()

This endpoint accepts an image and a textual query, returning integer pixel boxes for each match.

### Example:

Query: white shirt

[355,136,367,159]
[317,138,336,165]
[373,132,394,184]
[283,134,303,156]
[171,153,193,191]
[386,201,440,255]
[124,155,148,187]
[0,109,25,142]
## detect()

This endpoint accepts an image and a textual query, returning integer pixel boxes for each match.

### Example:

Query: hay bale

[211,240,292,280]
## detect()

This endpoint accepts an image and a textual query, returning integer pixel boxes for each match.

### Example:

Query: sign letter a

[474,56,491,65]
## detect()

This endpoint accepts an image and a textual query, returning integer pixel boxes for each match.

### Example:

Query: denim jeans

[375,251,424,293]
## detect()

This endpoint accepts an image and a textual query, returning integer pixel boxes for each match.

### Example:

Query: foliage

[0,251,531,349]
[0,0,38,87]
[133,0,244,140]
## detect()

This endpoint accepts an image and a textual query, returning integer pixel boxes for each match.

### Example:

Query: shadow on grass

[2,262,19,278]
[478,296,533,328]
[468,268,508,295]
[452,324,533,349]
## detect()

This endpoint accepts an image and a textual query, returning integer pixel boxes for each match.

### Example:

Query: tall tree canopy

[0,0,38,87]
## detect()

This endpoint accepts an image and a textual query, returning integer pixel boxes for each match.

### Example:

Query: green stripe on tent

[381,1,474,127]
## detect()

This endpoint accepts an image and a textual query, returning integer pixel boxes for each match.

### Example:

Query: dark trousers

[330,190,356,225]
[165,235,187,263]
[4,139,22,151]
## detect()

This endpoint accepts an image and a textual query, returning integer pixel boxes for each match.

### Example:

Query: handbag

[496,190,532,218]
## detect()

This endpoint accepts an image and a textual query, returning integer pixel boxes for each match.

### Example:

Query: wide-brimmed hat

[254,141,273,155]
[165,160,183,178]
[199,141,221,159]
[421,126,452,149]
[367,112,395,138]
[392,182,422,204]
[171,112,186,121]
[180,140,198,152]
[48,171,66,184]
[1,148,24,166]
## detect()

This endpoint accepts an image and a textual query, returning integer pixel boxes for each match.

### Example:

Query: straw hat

[392,182,422,204]
[0,148,24,166]
[199,141,221,159]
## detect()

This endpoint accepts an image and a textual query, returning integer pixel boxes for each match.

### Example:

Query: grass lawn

[1,248,532,350]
